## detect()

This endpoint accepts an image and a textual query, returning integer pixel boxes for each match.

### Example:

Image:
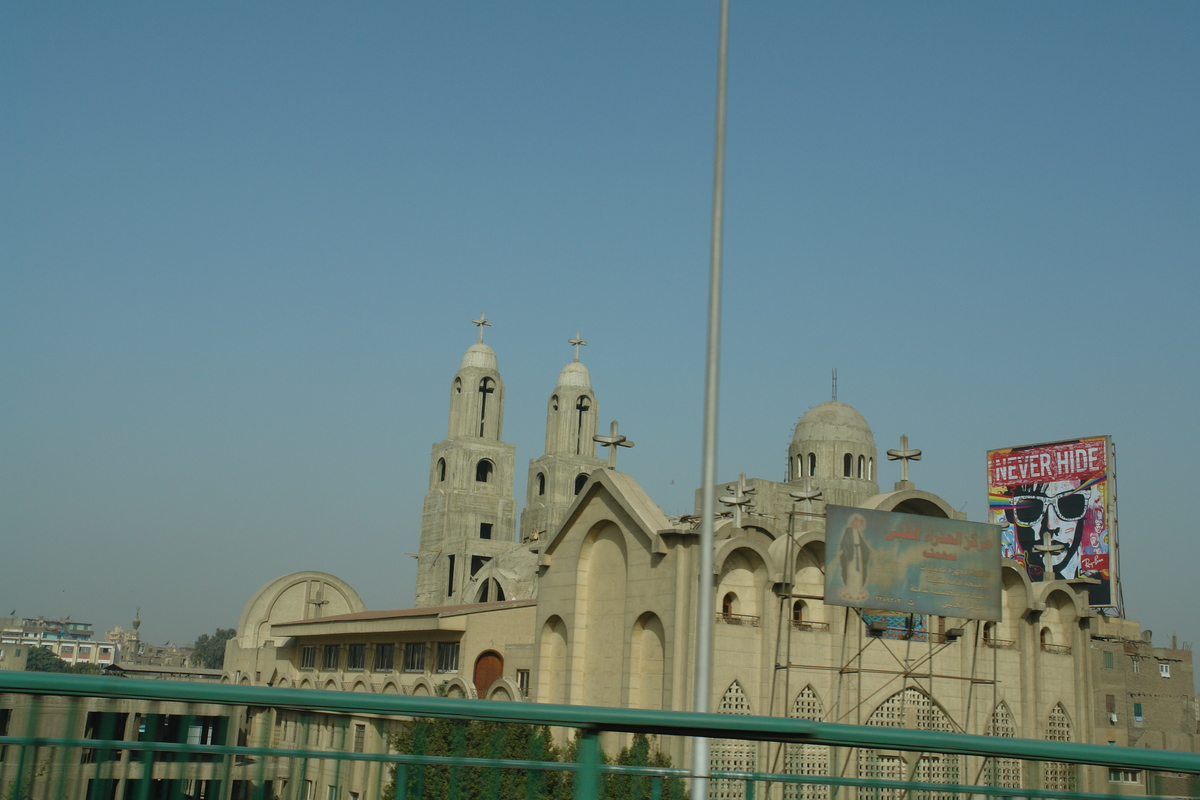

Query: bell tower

[519,332,605,542]
[415,314,518,607]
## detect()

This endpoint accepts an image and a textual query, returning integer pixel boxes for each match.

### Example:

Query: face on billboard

[987,437,1113,606]
[1005,479,1090,579]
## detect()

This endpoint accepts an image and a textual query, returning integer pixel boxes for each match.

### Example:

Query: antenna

[832,368,838,402]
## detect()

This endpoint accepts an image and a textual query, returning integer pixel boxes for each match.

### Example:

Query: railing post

[573,728,602,800]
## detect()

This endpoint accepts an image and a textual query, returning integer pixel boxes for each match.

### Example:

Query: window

[79,645,91,657]
[517,669,531,698]
[1133,703,1143,722]
[327,786,337,800]
[322,645,340,671]
[574,473,588,495]
[403,643,425,673]
[1132,658,1140,673]
[478,378,495,436]
[347,644,365,671]
[857,455,864,478]
[868,458,874,480]
[536,473,545,495]
[375,643,394,672]
[808,453,817,476]
[1110,769,1141,784]
[436,458,446,481]
[1159,663,1171,678]
[1103,651,1114,669]
[61,645,75,656]
[479,522,493,540]
[550,394,559,411]
[471,555,491,577]
[300,646,316,670]
[353,724,365,754]
[792,601,803,624]
[843,453,852,477]
[475,460,493,482]
[721,593,736,617]
[982,622,994,643]
[436,642,460,673]
[1105,694,1116,714]
[447,554,455,596]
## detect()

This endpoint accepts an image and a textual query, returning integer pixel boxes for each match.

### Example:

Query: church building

[222,319,1198,799]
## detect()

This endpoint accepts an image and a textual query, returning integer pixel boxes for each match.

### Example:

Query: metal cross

[593,420,633,470]
[569,331,587,361]
[472,312,492,343]
[886,434,922,483]
[719,472,757,528]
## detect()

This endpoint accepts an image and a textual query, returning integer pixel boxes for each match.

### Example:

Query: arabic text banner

[824,505,1002,621]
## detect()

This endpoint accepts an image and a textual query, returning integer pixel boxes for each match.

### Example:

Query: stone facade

[218,324,1198,800]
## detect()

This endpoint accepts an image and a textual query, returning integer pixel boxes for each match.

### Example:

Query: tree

[192,628,236,669]
[24,646,66,673]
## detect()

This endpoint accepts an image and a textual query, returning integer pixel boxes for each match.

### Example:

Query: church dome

[461,342,498,370]
[555,360,592,390]
[791,401,874,448]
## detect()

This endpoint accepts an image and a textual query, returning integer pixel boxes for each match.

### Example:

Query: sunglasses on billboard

[1009,491,1088,526]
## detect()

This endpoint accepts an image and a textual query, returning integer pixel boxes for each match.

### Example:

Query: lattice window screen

[984,703,1022,789]
[785,686,829,800]
[711,681,756,800]
[1043,703,1076,792]
[857,688,961,800]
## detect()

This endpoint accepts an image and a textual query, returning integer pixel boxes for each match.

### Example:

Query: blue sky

[3,4,1198,665]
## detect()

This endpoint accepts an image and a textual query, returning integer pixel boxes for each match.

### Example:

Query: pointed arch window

[478,378,496,436]
[437,458,446,482]
[454,378,462,394]
[574,395,591,455]
[550,394,559,412]
[574,473,588,495]
[843,453,853,477]
[536,473,546,496]
[476,459,494,483]
[808,453,817,476]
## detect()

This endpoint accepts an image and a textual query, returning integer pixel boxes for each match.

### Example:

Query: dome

[460,342,498,370]
[792,401,874,447]
[555,360,592,390]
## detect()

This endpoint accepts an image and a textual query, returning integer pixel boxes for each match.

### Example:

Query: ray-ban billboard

[987,436,1116,607]
[824,505,1002,621]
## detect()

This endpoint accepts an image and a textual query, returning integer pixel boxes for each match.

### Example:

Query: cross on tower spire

[472,312,492,343]
[593,420,633,470]
[832,368,837,402]
[887,434,922,487]
[569,331,587,362]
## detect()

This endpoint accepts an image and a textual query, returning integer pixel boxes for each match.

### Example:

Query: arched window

[1040,627,1050,648]
[857,455,864,479]
[476,459,494,482]
[574,395,591,455]
[550,394,559,412]
[797,455,805,478]
[437,458,446,482]
[722,593,737,617]
[808,453,817,476]
[868,458,874,480]
[843,453,853,477]
[478,378,496,436]
[536,473,546,496]
[454,378,462,394]
[792,600,804,624]
[983,622,994,643]
[574,473,588,495]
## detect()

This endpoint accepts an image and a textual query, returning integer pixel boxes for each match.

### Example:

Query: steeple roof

[555,360,592,389]
[461,342,498,371]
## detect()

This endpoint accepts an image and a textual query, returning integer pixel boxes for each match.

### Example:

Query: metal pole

[691,0,730,798]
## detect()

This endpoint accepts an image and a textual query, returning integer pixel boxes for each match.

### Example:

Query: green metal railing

[2,671,1198,800]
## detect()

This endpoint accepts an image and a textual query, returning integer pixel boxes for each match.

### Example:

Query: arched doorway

[473,650,504,697]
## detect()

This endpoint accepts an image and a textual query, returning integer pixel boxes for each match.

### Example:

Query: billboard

[824,505,1002,621]
[987,436,1115,607]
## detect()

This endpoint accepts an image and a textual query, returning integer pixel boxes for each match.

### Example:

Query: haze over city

[4,2,1197,668]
